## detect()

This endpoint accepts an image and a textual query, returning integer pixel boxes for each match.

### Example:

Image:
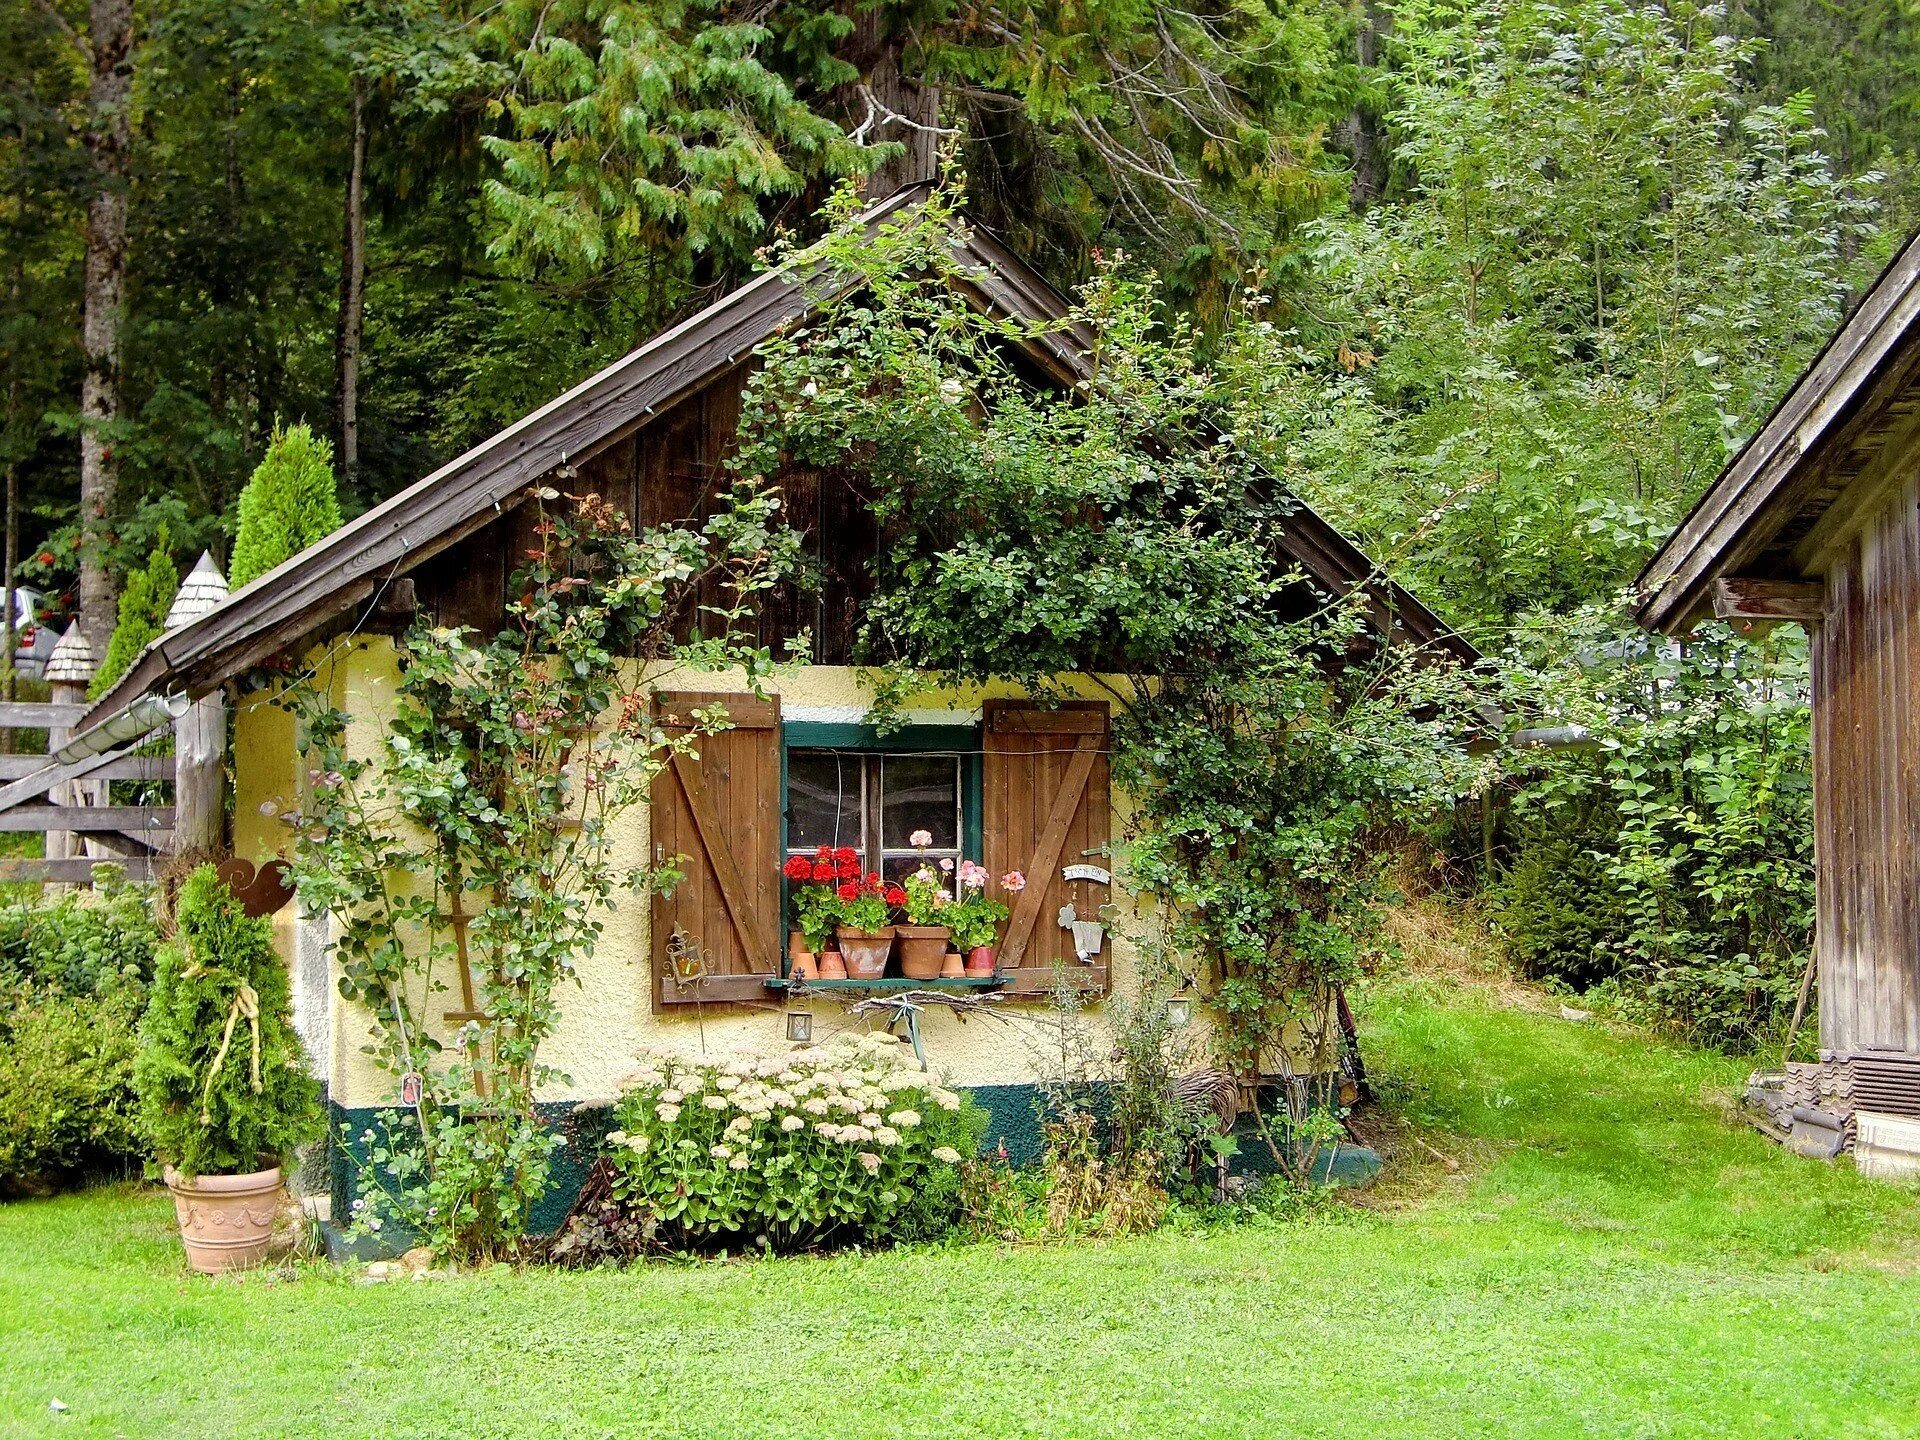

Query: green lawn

[5,961,1919,1439]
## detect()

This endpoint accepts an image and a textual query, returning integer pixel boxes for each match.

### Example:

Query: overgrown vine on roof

[736,181,1489,1171]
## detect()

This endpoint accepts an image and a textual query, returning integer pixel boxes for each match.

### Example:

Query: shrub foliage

[229,423,345,589]
[134,866,321,1177]
[0,883,160,1195]
[588,1034,983,1253]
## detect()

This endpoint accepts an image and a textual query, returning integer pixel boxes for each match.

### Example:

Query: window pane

[880,754,959,850]
[787,751,863,852]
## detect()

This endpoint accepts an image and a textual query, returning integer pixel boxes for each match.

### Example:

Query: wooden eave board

[1635,227,1920,634]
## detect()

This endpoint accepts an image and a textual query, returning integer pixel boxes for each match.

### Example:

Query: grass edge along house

[84,185,1477,1237]
[1637,226,1920,1180]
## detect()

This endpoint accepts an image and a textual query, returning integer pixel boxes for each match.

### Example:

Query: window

[785,749,965,883]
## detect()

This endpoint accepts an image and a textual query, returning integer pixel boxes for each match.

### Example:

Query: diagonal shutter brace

[0,691,191,817]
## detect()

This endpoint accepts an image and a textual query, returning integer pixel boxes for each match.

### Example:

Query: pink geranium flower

[909,828,933,849]
[1000,870,1026,893]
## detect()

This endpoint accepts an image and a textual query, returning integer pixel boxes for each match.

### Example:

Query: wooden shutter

[983,700,1112,996]
[651,691,782,1007]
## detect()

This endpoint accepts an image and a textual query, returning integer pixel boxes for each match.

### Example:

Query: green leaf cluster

[133,867,321,1178]
[1228,0,1881,628]
[1490,608,1814,1050]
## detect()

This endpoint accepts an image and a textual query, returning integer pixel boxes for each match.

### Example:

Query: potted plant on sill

[833,871,903,979]
[946,862,1020,976]
[782,847,846,981]
[895,832,955,979]
[134,865,322,1273]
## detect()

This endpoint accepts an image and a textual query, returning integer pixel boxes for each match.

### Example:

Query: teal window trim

[781,722,983,864]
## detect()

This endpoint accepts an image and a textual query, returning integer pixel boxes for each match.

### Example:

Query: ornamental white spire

[44,621,96,685]
[166,551,230,630]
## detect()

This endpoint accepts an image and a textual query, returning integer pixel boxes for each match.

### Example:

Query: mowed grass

[5,957,1919,1439]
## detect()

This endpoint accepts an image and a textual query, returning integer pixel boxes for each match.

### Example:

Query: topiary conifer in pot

[134,866,321,1272]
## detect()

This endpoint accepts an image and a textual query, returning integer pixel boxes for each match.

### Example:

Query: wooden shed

[1636,232,1920,1174]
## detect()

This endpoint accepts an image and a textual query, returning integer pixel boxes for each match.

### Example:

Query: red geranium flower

[883,885,907,907]
[835,881,860,902]
[781,855,813,881]
[833,846,857,864]
[810,859,835,882]
[865,872,880,887]
[835,859,859,881]
[816,844,833,858]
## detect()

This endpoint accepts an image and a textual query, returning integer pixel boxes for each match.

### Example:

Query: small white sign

[1062,863,1112,885]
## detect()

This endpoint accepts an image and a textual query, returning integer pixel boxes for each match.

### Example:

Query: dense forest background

[2,0,1910,1045]
[4,0,1912,630]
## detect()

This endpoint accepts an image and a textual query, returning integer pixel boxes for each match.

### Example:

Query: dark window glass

[880,754,959,851]
[786,751,863,852]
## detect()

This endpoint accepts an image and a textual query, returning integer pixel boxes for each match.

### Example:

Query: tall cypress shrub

[90,537,180,698]
[134,867,320,1178]
[230,424,344,588]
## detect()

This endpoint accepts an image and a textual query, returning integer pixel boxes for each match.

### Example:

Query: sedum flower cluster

[602,1033,979,1247]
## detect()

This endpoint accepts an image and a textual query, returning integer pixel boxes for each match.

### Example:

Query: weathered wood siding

[1812,470,1920,1057]
[408,363,880,663]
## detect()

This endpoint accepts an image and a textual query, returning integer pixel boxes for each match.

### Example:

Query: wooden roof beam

[1711,576,1826,634]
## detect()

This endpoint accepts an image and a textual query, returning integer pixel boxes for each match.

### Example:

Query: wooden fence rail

[0,698,174,888]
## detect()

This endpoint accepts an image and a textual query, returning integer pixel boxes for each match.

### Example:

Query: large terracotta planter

[895,925,953,980]
[164,1165,284,1274]
[836,927,894,979]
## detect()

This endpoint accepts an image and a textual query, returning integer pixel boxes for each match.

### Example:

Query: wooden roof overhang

[85,188,1475,733]
[1635,230,1920,635]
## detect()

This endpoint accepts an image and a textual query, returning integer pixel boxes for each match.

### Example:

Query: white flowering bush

[602,1033,983,1249]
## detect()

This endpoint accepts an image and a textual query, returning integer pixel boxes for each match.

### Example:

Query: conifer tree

[133,867,320,1178]
[229,424,344,589]
[89,533,179,698]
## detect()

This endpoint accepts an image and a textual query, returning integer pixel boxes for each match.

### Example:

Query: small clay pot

[836,927,894,980]
[939,950,967,980]
[787,931,817,981]
[816,949,849,980]
[165,1165,285,1274]
[965,945,996,976]
[895,925,952,980]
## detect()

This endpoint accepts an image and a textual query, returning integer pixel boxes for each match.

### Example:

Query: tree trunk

[333,73,369,491]
[3,463,17,723]
[1337,0,1387,208]
[78,0,135,659]
[847,11,940,199]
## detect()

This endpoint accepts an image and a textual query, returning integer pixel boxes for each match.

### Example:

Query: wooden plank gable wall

[407,364,883,665]
[1811,470,1920,1059]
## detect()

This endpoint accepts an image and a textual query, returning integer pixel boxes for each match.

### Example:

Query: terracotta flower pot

[164,1164,285,1274]
[939,950,967,979]
[788,931,817,982]
[965,945,996,976]
[836,927,894,979]
[817,950,848,980]
[895,925,952,980]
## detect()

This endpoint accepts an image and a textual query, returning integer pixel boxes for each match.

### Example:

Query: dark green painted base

[321,1083,1378,1258]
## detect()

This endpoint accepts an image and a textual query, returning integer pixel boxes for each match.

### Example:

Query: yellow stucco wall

[243,639,1216,1109]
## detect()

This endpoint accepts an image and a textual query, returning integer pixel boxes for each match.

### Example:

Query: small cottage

[82,187,1473,1220]
[1637,230,1920,1178]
